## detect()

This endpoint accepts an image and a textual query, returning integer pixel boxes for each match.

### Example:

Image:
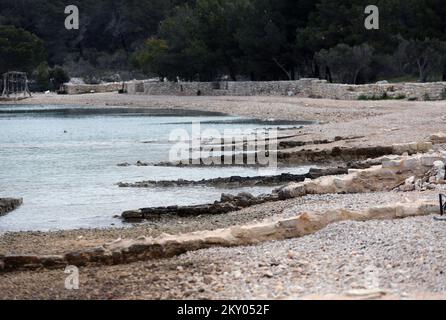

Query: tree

[32,64,70,91]
[0,0,181,76]
[192,0,249,80]
[49,66,70,90]
[316,43,374,84]
[296,0,399,77]
[132,39,169,77]
[140,0,316,81]
[156,4,212,80]
[0,25,46,74]
[4,0,446,83]
[404,38,446,82]
[142,0,249,81]
[235,0,290,80]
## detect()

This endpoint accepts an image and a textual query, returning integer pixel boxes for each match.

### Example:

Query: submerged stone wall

[0,198,23,216]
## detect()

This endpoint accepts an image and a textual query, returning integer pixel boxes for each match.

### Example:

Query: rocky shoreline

[2,93,446,299]
[118,167,348,188]
[2,152,444,273]
[149,142,432,167]
[119,150,445,221]
[2,211,445,299]
[0,200,439,273]
[121,192,280,221]
[0,198,23,216]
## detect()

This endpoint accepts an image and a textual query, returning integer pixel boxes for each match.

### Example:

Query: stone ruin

[61,78,446,101]
[1,72,31,99]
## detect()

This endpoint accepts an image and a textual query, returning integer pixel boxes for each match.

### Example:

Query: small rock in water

[221,193,235,202]
[117,162,131,167]
[136,161,148,167]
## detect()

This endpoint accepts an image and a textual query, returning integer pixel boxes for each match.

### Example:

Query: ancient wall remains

[62,82,123,95]
[64,79,446,101]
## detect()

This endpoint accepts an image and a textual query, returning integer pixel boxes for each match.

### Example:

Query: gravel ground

[1,189,441,256]
[2,94,446,299]
[3,93,383,123]
[1,213,446,300]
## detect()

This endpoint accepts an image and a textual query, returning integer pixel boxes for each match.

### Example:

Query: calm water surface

[0,105,311,232]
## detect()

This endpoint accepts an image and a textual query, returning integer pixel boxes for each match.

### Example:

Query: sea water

[0,105,312,232]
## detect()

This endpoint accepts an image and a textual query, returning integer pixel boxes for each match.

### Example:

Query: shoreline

[1,93,446,299]
[3,92,446,145]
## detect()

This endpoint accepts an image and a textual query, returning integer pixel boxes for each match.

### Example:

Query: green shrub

[32,65,70,92]
[49,67,70,90]
[33,63,51,91]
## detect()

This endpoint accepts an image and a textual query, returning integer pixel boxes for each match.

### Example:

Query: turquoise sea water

[0,105,311,232]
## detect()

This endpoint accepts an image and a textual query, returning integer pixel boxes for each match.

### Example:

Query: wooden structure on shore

[1,71,32,99]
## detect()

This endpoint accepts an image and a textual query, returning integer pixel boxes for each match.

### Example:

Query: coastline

[1,93,446,299]
[3,92,446,145]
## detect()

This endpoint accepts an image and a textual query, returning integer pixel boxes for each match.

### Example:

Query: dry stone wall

[122,78,446,100]
[125,79,310,97]
[62,78,446,100]
[63,82,123,95]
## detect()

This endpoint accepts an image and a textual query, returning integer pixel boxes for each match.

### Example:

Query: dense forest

[1,0,446,89]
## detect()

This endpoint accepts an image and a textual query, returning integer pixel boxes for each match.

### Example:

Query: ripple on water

[0,105,312,232]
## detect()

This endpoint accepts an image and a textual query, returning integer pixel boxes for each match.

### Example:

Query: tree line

[1,0,446,87]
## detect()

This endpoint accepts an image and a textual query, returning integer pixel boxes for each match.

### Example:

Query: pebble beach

[1,93,446,299]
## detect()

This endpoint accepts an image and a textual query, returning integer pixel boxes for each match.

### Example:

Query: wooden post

[6,73,10,98]
[12,73,15,98]
[1,74,5,97]
[25,73,31,97]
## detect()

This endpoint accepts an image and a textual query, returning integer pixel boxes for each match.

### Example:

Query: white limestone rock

[429,132,446,144]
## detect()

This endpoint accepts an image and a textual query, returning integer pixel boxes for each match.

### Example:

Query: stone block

[382,160,402,169]
[429,132,446,144]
